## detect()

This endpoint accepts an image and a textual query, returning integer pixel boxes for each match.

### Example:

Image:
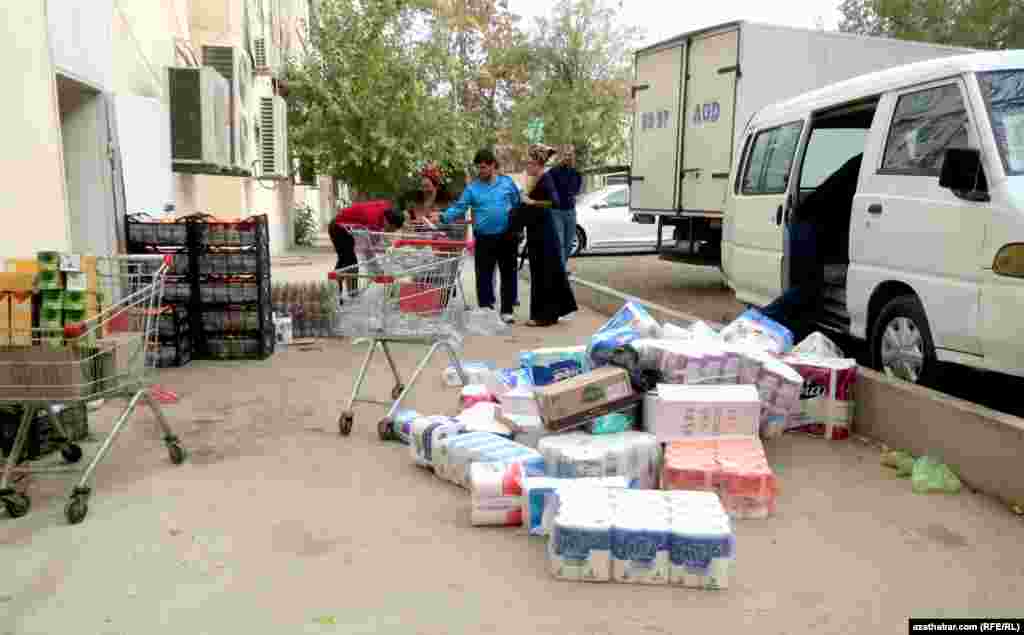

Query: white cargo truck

[629,21,971,266]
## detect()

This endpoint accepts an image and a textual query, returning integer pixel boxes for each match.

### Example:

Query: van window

[741,122,803,195]
[882,83,969,175]
[800,129,869,189]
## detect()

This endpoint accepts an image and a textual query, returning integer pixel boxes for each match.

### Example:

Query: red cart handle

[392,238,473,250]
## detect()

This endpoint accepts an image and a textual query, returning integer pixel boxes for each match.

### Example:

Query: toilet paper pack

[471,497,524,527]
[720,308,794,354]
[662,438,778,520]
[460,384,499,410]
[435,432,545,489]
[392,409,419,445]
[470,461,526,499]
[753,355,804,439]
[597,301,662,338]
[538,431,661,489]
[547,488,735,589]
[522,475,630,536]
[409,416,465,468]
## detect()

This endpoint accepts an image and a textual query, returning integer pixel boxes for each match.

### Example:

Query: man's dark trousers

[474,232,517,314]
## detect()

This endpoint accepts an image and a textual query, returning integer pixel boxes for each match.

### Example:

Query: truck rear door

[631,43,685,212]
[679,28,739,213]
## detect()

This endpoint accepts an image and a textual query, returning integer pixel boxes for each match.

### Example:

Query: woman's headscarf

[528,144,557,166]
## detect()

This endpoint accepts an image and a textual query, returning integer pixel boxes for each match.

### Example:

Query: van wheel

[571,227,586,257]
[869,295,937,385]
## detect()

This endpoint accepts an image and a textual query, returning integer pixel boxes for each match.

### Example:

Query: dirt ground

[2,251,1023,634]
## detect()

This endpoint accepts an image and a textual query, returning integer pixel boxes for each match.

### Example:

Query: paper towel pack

[468,462,527,527]
[783,355,857,441]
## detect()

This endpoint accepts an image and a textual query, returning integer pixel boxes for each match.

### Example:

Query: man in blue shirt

[547,144,583,269]
[435,148,521,323]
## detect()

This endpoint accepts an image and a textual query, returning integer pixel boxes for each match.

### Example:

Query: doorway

[56,74,120,256]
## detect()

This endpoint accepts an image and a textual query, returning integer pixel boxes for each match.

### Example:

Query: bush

[293,204,318,247]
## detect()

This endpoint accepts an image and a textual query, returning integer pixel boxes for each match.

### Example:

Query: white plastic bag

[791,332,845,359]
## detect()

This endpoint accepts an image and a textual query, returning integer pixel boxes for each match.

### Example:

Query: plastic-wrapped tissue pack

[460,384,499,410]
[523,475,630,536]
[753,354,804,439]
[443,361,496,387]
[598,301,662,339]
[642,384,760,441]
[469,461,528,527]
[720,309,794,355]
[434,432,545,489]
[661,438,778,520]
[538,431,661,489]
[782,355,857,440]
[520,346,590,386]
[409,416,465,468]
[547,488,735,589]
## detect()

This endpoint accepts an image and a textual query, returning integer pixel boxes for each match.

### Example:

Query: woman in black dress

[513,145,578,327]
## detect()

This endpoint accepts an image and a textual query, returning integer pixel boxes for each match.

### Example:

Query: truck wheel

[869,294,937,385]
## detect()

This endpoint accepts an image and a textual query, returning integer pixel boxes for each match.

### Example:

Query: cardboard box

[6,259,39,275]
[644,384,761,442]
[533,367,634,426]
[0,347,91,401]
[10,294,32,346]
[0,295,10,346]
[544,394,644,433]
[0,272,35,293]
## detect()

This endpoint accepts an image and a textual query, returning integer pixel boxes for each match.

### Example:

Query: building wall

[0,1,70,257]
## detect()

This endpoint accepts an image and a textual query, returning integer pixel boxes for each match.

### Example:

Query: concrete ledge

[567,274,1024,507]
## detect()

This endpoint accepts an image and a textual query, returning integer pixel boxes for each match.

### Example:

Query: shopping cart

[329,238,471,441]
[0,255,187,525]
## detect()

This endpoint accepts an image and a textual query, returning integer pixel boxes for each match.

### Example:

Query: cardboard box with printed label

[533,367,634,429]
[6,259,40,275]
[643,384,761,442]
[0,295,10,347]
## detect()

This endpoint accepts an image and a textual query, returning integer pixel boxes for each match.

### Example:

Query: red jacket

[335,200,392,231]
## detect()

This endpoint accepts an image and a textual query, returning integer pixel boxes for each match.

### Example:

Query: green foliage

[285,0,477,196]
[293,204,319,247]
[838,0,1024,49]
[508,0,643,168]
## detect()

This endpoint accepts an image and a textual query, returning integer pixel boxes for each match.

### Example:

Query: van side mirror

[940,148,990,202]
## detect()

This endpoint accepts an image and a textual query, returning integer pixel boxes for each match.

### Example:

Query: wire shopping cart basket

[0,255,187,525]
[329,238,471,441]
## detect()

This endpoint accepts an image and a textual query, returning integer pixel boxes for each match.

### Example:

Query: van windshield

[978,70,1024,176]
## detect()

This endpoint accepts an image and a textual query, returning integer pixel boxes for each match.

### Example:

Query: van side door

[848,77,987,355]
[728,119,805,308]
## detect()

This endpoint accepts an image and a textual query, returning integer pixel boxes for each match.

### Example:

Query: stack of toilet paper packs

[409,416,465,468]
[434,431,544,489]
[661,437,778,519]
[548,487,735,589]
[522,475,631,536]
[538,431,661,489]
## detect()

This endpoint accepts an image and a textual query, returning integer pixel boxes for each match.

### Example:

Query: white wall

[47,0,114,91]
[0,1,70,257]
[115,95,174,216]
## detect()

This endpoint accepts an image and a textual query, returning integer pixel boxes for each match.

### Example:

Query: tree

[508,0,643,168]
[838,0,1024,50]
[285,0,478,196]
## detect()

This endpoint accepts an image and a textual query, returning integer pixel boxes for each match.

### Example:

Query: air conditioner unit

[168,66,230,168]
[202,45,254,172]
[260,95,289,177]
[253,35,282,76]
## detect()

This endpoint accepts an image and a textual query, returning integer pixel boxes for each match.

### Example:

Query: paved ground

[2,248,1023,634]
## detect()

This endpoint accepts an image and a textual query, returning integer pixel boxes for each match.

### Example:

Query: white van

[722,51,1024,384]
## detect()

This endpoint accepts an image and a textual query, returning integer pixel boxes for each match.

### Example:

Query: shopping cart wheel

[391,385,406,400]
[61,443,83,464]
[339,412,354,436]
[168,442,187,466]
[65,495,88,525]
[1,492,30,519]
[378,418,394,442]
